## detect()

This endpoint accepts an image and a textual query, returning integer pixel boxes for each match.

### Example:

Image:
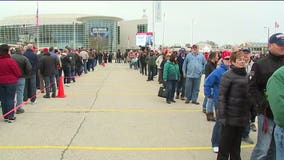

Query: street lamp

[264,26,270,43]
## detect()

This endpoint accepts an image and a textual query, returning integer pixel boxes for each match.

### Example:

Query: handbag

[158,86,169,98]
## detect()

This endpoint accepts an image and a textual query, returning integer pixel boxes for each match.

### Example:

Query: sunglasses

[223,58,230,60]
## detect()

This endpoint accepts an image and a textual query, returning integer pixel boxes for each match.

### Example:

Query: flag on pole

[275,21,280,29]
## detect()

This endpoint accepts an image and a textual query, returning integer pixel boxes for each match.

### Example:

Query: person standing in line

[266,65,284,160]
[0,44,21,123]
[240,47,255,144]
[217,50,250,160]
[23,44,39,104]
[182,44,207,105]
[204,50,231,153]
[203,51,219,120]
[10,46,32,114]
[250,33,284,160]
[176,48,187,100]
[163,53,180,104]
[39,48,57,98]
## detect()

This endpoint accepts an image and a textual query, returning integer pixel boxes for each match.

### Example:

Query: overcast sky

[0,1,283,46]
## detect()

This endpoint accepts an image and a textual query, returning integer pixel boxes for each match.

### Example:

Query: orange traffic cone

[57,76,66,98]
[102,60,106,67]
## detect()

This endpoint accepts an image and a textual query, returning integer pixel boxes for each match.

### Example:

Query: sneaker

[242,137,254,144]
[51,93,56,98]
[171,100,176,103]
[166,100,171,104]
[180,96,185,100]
[185,100,190,104]
[191,101,200,105]
[16,108,25,114]
[212,147,219,153]
[65,84,70,87]
[31,99,37,105]
[6,117,16,123]
[43,95,50,98]
[175,95,180,99]
[250,123,257,132]
[202,108,206,113]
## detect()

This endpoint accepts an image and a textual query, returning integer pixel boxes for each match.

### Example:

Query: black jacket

[11,53,32,78]
[217,66,250,127]
[39,52,57,76]
[248,52,284,119]
[204,61,217,78]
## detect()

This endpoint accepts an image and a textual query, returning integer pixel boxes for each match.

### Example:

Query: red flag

[275,21,280,29]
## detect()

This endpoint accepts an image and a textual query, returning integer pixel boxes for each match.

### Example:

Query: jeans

[274,125,284,160]
[83,60,88,73]
[63,66,71,84]
[212,120,222,147]
[206,97,214,113]
[185,77,201,102]
[43,75,56,96]
[15,78,25,110]
[24,74,37,102]
[176,77,185,97]
[0,84,16,119]
[166,80,177,101]
[250,114,276,160]
[148,65,155,80]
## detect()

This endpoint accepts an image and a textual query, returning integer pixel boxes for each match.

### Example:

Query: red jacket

[0,54,21,84]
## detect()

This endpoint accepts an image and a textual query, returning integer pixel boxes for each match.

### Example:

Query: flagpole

[36,0,39,48]
[152,1,155,49]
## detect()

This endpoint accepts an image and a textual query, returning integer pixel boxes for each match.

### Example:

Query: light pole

[162,12,165,47]
[264,26,270,43]
[191,19,194,45]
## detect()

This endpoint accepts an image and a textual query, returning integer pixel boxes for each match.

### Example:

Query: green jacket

[163,60,180,81]
[266,65,284,128]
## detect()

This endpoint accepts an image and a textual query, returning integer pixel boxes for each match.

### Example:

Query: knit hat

[221,50,231,59]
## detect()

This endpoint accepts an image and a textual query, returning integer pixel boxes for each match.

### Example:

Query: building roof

[0,14,123,26]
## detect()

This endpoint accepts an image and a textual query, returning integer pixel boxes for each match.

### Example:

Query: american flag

[275,21,280,29]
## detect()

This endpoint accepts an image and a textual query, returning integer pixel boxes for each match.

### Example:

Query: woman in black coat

[217,51,251,160]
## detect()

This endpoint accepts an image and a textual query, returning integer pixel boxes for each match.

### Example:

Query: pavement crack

[60,69,111,160]
[60,116,86,160]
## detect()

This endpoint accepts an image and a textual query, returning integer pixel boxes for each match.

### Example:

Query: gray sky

[0,1,283,46]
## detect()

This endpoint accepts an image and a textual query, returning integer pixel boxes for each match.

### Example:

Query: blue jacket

[182,52,207,78]
[24,49,39,75]
[204,63,229,103]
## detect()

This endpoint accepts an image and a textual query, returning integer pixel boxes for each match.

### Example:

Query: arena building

[0,14,148,52]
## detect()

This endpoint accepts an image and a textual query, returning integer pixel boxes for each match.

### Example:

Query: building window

[137,24,148,33]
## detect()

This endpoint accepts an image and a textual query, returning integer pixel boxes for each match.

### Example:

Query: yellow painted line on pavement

[0,145,254,151]
[44,108,202,113]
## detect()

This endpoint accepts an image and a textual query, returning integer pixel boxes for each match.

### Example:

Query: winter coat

[39,52,57,76]
[204,63,229,103]
[248,52,284,119]
[266,65,284,128]
[217,65,250,127]
[11,53,32,78]
[0,54,21,84]
[24,49,39,75]
[204,61,217,78]
[163,60,180,81]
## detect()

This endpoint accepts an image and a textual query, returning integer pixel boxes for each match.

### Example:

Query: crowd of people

[1,32,284,160]
[0,44,109,123]
[126,33,284,160]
